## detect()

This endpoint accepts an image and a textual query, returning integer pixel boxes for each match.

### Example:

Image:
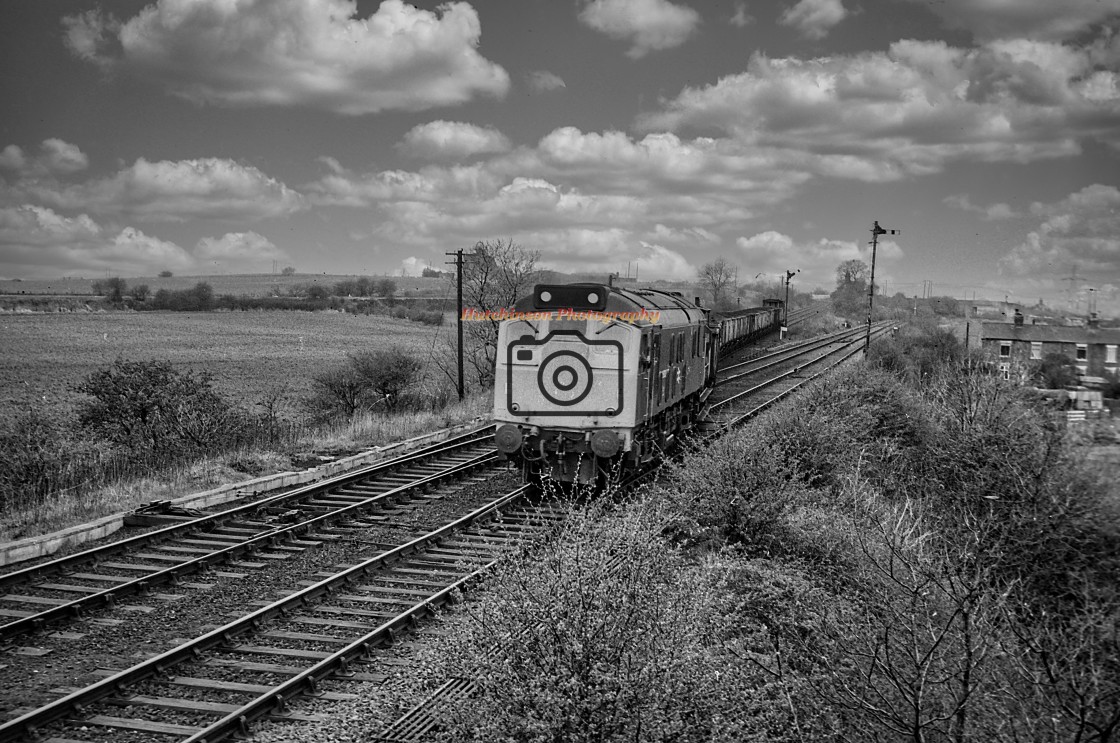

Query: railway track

[367,320,893,742]
[0,429,497,644]
[706,320,894,429]
[1,313,887,742]
[0,485,566,742]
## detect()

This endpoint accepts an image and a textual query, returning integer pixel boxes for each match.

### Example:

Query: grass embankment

[0,309,490,543]
[369,357,1119,742]
[0,390,489,544]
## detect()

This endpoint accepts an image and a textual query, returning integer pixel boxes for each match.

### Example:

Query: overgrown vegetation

[0,343,480,538]
[390,326,1118,742]
[307,347,427,419]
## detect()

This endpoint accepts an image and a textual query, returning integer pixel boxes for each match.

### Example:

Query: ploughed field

[0,311,440,420]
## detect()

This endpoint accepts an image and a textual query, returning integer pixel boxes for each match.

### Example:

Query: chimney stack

[1013,309,1024,326]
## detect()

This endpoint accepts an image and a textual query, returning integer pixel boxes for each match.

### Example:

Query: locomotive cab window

[639,335,650,370]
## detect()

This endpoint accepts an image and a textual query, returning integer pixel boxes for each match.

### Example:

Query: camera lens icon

[537,350,593,406]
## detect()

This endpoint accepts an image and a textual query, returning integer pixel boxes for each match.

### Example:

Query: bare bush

[308,347,425,419]
[401,501,792,742]
[75,359,253,460]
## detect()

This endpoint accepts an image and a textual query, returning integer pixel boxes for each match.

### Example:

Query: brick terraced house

[981,312,1120,384]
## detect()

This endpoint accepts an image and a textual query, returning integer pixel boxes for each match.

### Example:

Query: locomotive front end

[493,283,639,486]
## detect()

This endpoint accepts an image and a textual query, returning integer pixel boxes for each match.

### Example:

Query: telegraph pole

[866,220,899,352]
[446,248,466,401]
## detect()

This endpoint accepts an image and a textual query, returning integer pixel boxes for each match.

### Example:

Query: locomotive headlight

[496,424,523,453]
[590,430,620,458]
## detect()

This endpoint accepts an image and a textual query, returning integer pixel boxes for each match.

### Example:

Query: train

[491,282,781,485]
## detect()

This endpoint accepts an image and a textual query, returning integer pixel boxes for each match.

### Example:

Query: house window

[1107,345,1117,365]
[999,342,1011,358]
[1076,344,1087,361]
[998,362,1010,380]
[1030,342,1042,360]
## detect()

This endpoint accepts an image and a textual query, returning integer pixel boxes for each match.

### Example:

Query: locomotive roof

[513,283,706,328]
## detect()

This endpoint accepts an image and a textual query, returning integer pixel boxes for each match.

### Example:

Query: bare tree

[435,238,540,391]
[700,257,738,309]
[835,260,869,288]
[794,496,1007,743]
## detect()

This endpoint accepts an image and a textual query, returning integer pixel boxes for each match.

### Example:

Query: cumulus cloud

[398,121,512,161]
[305,124,819,262]
[12,157,306,222]
[400,256,436,276]
[578,0,701,58]
[0,146,26,172]
[0,139,89,178]
[525,70,567,94]
[306,124,814,251]
[525,228,695,279]
[62,0,510,114]
[730,2,753,28]
[0,204,193,276]
[1000,184,1120,286]
[195,231,286,273]
[637,39,1120,177]
[897,0,1120,42]
[779,0,847,40]
[944,193,1018,220]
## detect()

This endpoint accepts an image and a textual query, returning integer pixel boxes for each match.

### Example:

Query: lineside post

[446,248,465,401]
[866,220,899,352]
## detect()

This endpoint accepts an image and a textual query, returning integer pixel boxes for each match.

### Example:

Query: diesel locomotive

[492,282,779,485]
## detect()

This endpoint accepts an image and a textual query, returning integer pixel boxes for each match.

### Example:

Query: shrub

[92,277,128,303]
[0,407,92,512]
[407,501,781,743]
[75,359,253,460]
[375,278,397,304]
[307,347,425,419]
[145,282,215,311]
[350,347,424,410]
[868,322,962,383]
[1031,352,1079,389]
[659,430,809,552]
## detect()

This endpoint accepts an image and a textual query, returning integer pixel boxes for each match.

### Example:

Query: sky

[1,0,1119,314]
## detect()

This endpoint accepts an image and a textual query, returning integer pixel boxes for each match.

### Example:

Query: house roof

[981,322,1120,343]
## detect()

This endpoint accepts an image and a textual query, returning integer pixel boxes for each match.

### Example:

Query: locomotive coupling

[495,424,523,454]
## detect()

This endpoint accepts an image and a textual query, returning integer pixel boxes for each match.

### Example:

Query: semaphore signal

[866,220,901,352]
